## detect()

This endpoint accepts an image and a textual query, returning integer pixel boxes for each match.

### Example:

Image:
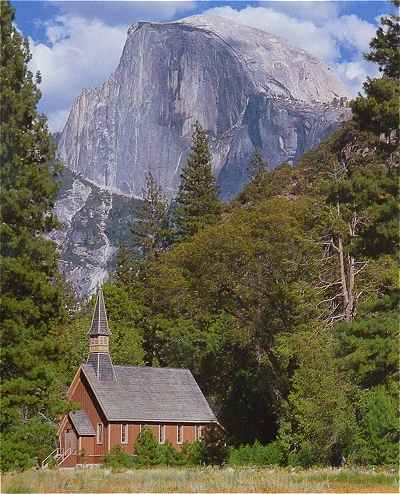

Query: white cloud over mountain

[27,1,381,132]
[204,5,378,95]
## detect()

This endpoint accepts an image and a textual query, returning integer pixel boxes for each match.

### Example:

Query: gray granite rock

[57,14,351,200]
[50,169,142,297]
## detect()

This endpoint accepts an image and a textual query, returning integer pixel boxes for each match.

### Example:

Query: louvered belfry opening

[87,287,116,381]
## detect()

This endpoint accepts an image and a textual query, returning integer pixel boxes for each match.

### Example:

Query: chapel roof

[69,410,95,436]
[81,364,218,423]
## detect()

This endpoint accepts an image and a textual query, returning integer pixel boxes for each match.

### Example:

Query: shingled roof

[86,352,116,381]
[69,410,95,436]
[88,287,110,336]
[81,364,217,423]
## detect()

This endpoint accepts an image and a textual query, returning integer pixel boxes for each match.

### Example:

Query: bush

[287,442,315,468]
[133,428,161,466]
[104,445,135,471]
[181,440,205,465]
[0,418,57,472]
[157,442,183,466]
[229,440,283,466]
[351,387,399,466]
[202,424,228,466]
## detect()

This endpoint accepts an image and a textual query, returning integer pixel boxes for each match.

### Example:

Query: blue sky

[12,1,392,131]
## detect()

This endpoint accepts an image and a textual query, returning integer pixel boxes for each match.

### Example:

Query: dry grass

[2,466,398,493]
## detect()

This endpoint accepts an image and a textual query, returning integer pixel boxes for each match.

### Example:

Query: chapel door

[64,429,77,453]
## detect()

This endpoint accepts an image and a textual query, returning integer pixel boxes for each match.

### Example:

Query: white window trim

[139,424,143,433]
[196,425,203,441]
[121,424,128,444]
[177,424,183,444]
[96,423,103,444]
[159,424,165,444]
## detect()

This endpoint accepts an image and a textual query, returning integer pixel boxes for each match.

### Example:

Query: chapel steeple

[86,286,116,381]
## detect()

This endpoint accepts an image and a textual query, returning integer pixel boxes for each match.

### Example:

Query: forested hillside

[1,0,398,471]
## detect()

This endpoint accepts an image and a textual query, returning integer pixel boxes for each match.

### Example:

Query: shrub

[350,387,399,466]
[104,445,135,471]
[181,440,205,465]
[287,442,315,468]
[229,440,283,466]
[133,428,161,466]
[202,424,228,466]
[0,418,57,472]
[157,442,183,466]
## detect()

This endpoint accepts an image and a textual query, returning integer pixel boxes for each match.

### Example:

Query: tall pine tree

[174,122,221,240]
[247,148,268,182]
[0,0,66,470]
[351,0,400,137]
[132,172,171,259]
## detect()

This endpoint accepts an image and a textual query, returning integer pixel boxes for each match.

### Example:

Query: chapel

[54,287,218,467]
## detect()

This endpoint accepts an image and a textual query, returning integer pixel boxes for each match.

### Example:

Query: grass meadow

[2,466,398,493]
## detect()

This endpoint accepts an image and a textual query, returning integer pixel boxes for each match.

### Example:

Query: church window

[96,423,103,444]
[177,424,183,444]
[121,424,128,444]
[159,424,165,444]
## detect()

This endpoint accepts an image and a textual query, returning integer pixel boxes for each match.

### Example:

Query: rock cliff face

[49,169,142,296]
[58,14,350,200]
[55,14,351,295]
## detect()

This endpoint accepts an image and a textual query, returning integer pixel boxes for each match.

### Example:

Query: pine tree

[247,148,268,181]
[351,0,400,137]
[0,1,66,470]
[132,172,171,259]
[365,0,400,78]
[174,121,221,240]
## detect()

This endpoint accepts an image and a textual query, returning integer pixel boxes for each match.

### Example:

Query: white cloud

[202,4,380,95]
[206,6,339,62]
[29,15,127,131]
[335,60,377,96]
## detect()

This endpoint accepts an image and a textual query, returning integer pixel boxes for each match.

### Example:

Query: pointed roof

[88,287,111,336]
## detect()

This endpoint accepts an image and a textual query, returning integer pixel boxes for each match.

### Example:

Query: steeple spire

[88,286,111,337]
[86,286,115,381]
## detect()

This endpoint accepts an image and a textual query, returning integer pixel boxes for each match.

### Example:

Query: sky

[13,0,393,132]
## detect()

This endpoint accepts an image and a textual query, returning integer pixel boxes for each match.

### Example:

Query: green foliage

[132,172,172,259]
[228,440,283,466]
[104,445,136,471]
[0,418,56,472]
[280,331,357,466]
[365,0,400,78]
[180,440,205,466]
[351,387,399,466]
[336,309,399,389]
[133,428,163,466]
[132,428,204,467]
[174,121,221,239]
[351,78,400,136]
[0,1,68,471]
[351,0,400,136]
[202,425,228,466]
[247,148,268,181]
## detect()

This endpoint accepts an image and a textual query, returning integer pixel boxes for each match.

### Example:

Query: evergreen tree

[174,121,221,240]
[132,172,170,259]
[365,0,400,78]
[0,1,66,470]
[247,148,268,181]
[351,0,400,137]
